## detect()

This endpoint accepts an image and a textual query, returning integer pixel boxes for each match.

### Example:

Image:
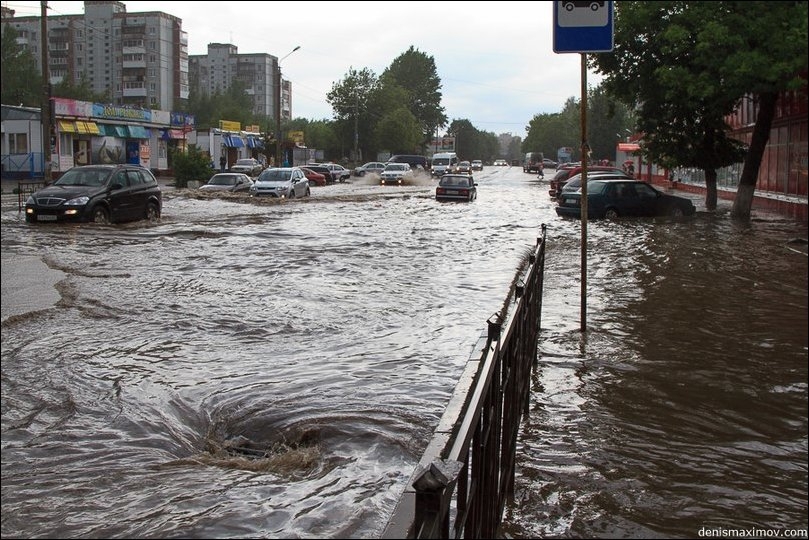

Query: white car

[379,163,413,185]
[250,167,310,198]
[323,163,351,183]
[229,158,264,177]
[353,162,387,177]
[493,159,508,166]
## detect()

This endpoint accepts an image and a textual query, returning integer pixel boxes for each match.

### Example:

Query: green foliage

[1,24,42,107]
[588,0,808,217]
[170,145,214,187]
[374,107,423,154]
[382,46,448,141]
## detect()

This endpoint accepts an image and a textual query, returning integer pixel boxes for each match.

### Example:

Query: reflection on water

[502,215,808,539]
[2,172,807,538]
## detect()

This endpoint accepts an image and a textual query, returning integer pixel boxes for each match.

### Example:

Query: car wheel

[670,206,684,217]
[288,189,295,199]
[92,206,110,224]
[145,202,160,222]
[306,187,311,197]
[604,208,620,219]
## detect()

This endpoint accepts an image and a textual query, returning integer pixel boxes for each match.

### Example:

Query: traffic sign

[553,1,614,53]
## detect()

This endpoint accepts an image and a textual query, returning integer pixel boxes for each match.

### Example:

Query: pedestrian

[220,154,226,173]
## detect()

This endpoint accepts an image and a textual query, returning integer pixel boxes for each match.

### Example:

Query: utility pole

[353,93,359,163]
[40,0,51,181]
[274,46,300,167]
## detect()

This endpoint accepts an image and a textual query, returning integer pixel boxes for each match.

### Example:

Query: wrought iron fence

[382,223,547,539]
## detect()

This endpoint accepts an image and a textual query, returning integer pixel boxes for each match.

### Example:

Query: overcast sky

[7,1,605,136]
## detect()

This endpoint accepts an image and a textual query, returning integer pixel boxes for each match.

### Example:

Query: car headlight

[64,196,90,206]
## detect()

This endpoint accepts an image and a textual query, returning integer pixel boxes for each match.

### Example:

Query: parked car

[542,158,558,169]
[556,171,632,200]
[387,154,429,170]
[301,167,327,187]
[199,173,254,193]
[229,158,264,177]
[555,178,697,219]
[25,164,162,224]
[322,163,351,183]
[303,164,336,184]
[471,160,483,171]
[456,161,473,174]
[251,167,310,198]
[549,165,625,198]
[493,159,508,166]
[353,162,387,177]
[435,174,477,202]
[380,163,413,185]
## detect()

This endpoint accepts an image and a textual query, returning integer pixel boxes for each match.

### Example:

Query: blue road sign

[553,1,614,53]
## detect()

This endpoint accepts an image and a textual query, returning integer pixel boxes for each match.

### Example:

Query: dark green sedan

[555,178,696,219]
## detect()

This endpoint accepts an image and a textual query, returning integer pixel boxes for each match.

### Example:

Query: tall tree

[374,106,422,154]
[382,46,447,149]
[1,24,42,107]
[327,67,380,160]
[590,1,808,219]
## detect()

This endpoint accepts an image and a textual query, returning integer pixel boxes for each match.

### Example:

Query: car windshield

[55,168,108,187]
[440,176,469,186]
[210,175,238,186]
[258,169,292,182]
[385,164,407,171]
[433,158,449,166]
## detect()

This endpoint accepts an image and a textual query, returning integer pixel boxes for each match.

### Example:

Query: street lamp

[275,46,300,167]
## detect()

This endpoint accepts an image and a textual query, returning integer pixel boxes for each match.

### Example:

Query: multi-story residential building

[1,0,189,111]
[188,43,290,123]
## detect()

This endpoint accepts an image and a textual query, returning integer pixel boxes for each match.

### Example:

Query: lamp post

[275,46,300,167]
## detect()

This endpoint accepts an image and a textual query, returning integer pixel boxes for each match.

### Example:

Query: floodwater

[1,167,807,539]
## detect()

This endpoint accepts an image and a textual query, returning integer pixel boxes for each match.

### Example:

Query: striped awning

[58,120,77,133]
[223,135,245,148]
[76,121,101,135]
[99,124,130,137]
[127,125,151,139]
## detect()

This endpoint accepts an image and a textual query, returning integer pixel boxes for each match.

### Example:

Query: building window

[9,133,28,154]
[60,133,72,157]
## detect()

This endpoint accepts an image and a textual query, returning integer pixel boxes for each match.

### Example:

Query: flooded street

[2,167,807,538]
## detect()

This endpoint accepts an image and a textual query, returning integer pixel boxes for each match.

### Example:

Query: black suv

[25,164,162,224]
[387,154,429,170]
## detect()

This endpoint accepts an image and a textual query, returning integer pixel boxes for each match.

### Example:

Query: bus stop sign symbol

[554,1,614,53]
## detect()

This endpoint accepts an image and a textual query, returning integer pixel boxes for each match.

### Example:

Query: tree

[590,1,808,219]
[382,46,447,149]
[327,67,380,161]
[1,24,42,107]
[374,107,423,154]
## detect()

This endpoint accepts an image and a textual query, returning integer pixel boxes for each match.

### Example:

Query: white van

[431,152,459,177]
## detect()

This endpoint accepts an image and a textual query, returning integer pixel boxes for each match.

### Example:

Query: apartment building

[189,43,290,122]
[1,1,189,110]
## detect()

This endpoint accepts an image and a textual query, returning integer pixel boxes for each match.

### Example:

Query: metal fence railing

[382,224,547,539]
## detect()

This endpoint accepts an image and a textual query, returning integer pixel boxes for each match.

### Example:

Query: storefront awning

[245,136,264,149]
[127,125,151,139]
[76,121,101,135]
[223,135,245,148]
[618,142,641,152]
[98,124,128,137]
[58,120,77,133]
